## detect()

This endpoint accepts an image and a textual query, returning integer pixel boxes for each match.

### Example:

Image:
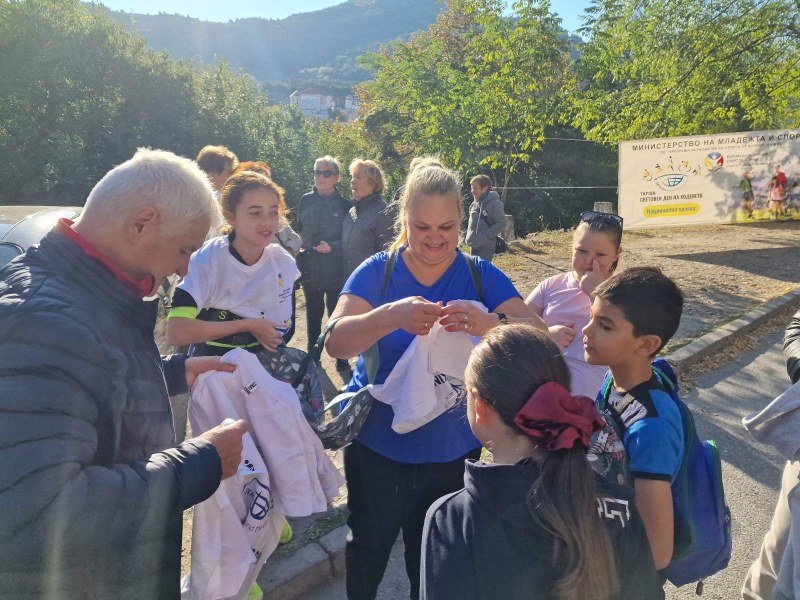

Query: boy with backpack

[584,266,731,591]
[583,266,685,571]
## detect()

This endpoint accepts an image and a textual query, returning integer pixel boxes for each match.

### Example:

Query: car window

[4,209,79,250]
[0,242,23,267]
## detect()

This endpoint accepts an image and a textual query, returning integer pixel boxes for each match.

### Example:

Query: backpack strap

[291,316,341,387]
[651,358,678,393]
[598,372,614,411]
[599,371,668,435]
[361,250,398,383]
[463,253,484,304]
[379,250,398,302]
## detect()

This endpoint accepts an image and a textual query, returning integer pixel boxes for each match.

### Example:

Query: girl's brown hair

[233,160,272,179]
[389,164,464,251]
[219,171,286,235]
[195,145,238,175]
[465,324,620,600]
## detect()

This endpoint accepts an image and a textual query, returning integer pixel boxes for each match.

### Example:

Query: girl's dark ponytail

[466,324,620,600]
[529,447,619,600]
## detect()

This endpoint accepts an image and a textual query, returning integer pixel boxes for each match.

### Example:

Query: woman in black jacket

[421,325,663,600]
[294,156,351,369]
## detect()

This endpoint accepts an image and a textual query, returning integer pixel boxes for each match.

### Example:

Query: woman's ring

[424,321,428,328]
[463,314,468,323]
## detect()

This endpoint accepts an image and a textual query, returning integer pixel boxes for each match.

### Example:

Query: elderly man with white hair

[0,149,248,599]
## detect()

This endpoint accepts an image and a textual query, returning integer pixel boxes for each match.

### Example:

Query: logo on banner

[704,152,725,171]
[642,157,700,191]
[654,173,688,191]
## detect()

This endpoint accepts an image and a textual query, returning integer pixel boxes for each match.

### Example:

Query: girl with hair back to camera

[525,210,623,398]
[421,324,663,600]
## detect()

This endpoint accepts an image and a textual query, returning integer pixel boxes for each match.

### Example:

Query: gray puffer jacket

[465,190,507,250]
[342,192,395,278]
[0,227,221,599]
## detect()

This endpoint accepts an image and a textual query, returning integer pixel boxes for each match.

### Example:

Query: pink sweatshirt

[527,271,610,399]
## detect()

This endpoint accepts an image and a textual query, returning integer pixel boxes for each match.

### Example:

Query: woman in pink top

[526,211,623,398]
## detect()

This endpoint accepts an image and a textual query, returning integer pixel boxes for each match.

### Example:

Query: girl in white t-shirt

[525,211,622,398]
[167,171,300,355]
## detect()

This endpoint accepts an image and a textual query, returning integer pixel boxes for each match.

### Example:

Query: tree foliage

[0,0,316,205]
[358,0,573,200]
[3,0,799,234]
[571,0,800,142]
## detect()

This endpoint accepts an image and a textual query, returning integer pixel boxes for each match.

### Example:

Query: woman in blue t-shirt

[326,162,545,600]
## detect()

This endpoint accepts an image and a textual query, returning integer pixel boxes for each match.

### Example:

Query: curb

[259,288,800,599]
[259,525,348,599]
[668,287,800,376]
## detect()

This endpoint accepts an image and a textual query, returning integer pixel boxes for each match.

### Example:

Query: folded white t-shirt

[369,301,484,433]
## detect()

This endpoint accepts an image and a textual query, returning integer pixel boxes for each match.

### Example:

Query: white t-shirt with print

[178,236,299,331]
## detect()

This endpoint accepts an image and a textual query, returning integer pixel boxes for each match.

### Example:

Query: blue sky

[93,0,594,35]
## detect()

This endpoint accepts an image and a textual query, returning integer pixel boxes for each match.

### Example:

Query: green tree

[0,0,315,205]
[572,0,800,142]
[0,0,144,203]
[359,0,572,201]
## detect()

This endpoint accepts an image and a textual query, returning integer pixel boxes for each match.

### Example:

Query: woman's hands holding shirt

[326,293,544,360]
[386,296,444,336]
[387,298,520,338]
[439,301,496,337]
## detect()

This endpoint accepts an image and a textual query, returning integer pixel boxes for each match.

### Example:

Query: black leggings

[302,284,340,353]
[344,441,480,600]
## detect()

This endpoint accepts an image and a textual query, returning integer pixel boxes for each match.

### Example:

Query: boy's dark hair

[594,266,683,355]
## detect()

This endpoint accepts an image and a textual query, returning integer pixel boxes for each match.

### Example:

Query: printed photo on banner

[618,129,800,229]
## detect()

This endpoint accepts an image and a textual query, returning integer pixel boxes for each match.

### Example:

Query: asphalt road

[304,329,790,600]
[667,328,787,599]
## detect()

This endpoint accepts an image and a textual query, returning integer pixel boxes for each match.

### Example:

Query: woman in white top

[525,211,622,398]
[167,171,299,356]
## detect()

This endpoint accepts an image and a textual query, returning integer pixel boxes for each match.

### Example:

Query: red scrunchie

[513,382,604,451]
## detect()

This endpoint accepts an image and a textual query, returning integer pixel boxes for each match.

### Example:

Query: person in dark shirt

[421,324,663,600]
[294,156,351,370]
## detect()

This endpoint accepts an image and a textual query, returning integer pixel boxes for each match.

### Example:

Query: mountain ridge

[101,0,443,92]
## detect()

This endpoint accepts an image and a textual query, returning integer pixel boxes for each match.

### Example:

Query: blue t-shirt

[341,248,521,463]
[590,375,684,484]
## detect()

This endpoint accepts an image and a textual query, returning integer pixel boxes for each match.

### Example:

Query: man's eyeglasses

[314,169,336,178]
[580,210,623,230]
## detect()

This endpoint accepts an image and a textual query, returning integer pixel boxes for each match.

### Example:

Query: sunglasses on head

[314,169,336,178]
[580,210,623,229]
